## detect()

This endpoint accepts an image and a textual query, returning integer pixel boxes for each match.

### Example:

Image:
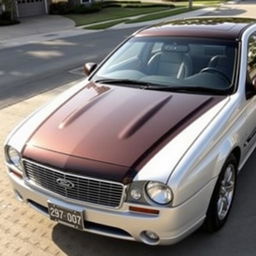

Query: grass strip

[85,19,129,29]
[126,6,201,23]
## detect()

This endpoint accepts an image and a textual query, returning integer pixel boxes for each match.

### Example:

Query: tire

[204,154,237,232]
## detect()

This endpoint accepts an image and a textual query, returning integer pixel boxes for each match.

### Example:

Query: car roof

[135,17,256,40]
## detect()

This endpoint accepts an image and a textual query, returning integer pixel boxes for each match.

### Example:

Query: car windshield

[92,36,238,94]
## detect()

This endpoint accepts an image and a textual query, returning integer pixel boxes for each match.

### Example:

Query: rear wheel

[204,154,237,232]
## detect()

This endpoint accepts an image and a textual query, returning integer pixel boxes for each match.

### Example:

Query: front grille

[23,160,124,208]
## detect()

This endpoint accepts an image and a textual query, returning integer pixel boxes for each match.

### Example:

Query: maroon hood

[23,82,224,182]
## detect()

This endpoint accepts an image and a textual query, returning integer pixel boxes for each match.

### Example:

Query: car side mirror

[84,62,97,76]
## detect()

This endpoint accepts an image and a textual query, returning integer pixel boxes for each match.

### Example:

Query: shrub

[0,11,19,25]
[49,2,72,15]
[103,1,141,4]
[50,2,102,15]
[0,11,11,20]
[102,1,174,8]
[0,19,19,25]
[70,3,102,14]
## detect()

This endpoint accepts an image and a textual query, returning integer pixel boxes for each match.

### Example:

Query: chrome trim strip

[22,158,127,210]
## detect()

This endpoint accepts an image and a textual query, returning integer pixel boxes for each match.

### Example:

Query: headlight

[6,146,23,170]
[146,181,173,205]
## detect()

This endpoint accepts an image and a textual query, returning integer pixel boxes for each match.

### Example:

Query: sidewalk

[0,6,216,50]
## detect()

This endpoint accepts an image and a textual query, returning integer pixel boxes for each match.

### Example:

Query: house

[15,0,91,18]
[13,0,158,18]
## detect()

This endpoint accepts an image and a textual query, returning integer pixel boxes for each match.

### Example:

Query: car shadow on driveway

[51,150,256,256]
[51,223,209,256]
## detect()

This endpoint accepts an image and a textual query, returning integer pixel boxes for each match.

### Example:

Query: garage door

[17,0,46,17]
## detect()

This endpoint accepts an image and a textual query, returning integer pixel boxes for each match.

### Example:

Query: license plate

[48,202,84,231]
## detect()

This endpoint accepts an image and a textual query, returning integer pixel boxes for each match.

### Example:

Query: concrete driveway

[206,0,256,17]
[0,15,75,41]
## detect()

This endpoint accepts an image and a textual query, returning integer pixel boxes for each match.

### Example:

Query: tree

[2,0,16,20]
[188,0,193,10]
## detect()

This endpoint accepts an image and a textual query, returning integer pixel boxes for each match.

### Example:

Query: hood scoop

[119,95,172,139]
[58,89,111,129]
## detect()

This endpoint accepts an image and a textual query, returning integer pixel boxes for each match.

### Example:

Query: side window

[248,33,256,82]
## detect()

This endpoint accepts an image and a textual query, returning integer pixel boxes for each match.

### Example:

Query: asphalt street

[0,27,140,109]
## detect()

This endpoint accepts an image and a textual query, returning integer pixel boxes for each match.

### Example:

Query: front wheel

[204,154,237,232]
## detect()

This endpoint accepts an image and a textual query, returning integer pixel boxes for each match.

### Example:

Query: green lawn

[65,6,173,26]
[126,6,200,24]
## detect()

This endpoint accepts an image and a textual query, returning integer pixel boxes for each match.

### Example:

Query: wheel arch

[203,144,240,217]
[213,138,241,179]
[203,147,239,232]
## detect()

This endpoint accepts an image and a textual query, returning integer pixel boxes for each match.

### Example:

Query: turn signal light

[10,169,23,179]
[129,206,159,215]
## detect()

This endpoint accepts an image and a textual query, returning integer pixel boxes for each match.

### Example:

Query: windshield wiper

[143,85,227,95]
[94,78,160,88]
[94,79,227,94]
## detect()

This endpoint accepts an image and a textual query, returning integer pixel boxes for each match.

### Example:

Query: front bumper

[7,170,216,245]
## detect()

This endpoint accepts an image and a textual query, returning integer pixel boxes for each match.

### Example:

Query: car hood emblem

[56,178,75,189]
